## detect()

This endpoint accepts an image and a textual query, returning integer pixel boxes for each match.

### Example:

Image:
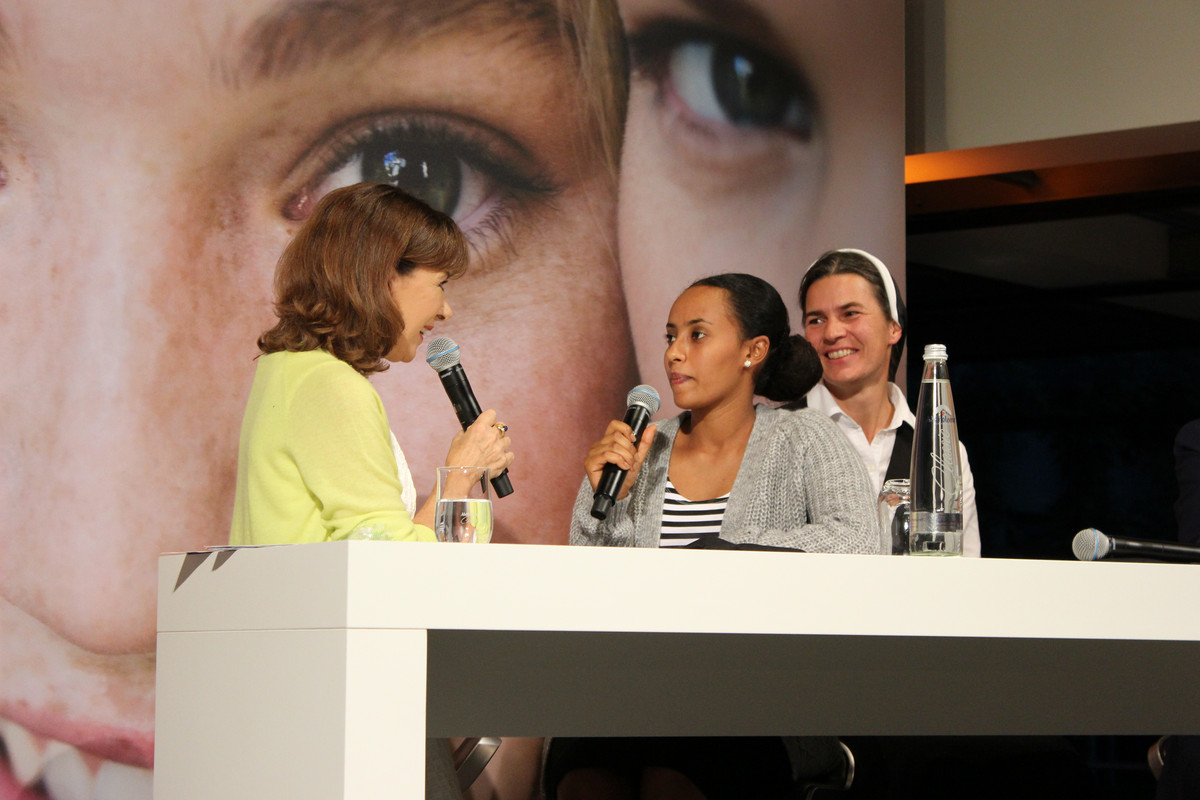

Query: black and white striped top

[659,479,729,547]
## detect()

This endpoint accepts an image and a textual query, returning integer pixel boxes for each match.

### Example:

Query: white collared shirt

[804,382,982,557]
[389,430,418,518]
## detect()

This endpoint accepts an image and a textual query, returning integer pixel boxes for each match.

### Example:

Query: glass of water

[434,467,493,543]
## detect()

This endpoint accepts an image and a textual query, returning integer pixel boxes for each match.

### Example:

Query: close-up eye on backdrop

[283,112,561,252]
[0,0,902,798]
[627,18,821,170]
[615,0,903,414]
[0,0,631,797]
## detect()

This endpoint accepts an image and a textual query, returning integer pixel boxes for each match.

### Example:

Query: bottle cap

[923,343,947,360]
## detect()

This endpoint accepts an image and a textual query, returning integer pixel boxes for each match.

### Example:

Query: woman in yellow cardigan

[230,182,514,546]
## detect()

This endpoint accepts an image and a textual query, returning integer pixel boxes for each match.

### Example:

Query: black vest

[884,422,914,483]
[790,398,913,483]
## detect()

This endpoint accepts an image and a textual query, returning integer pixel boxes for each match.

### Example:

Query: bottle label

[931,406,960,504]
[910,369,963,534]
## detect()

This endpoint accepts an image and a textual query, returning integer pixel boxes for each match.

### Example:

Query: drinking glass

[435,467,493,543]
[877,478,910,555]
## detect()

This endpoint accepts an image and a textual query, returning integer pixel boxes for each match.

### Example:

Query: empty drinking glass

[877,478,910,556]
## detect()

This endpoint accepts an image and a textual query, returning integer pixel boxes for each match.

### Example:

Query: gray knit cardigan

[570,404,879,553]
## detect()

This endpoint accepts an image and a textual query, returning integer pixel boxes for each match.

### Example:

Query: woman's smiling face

[0,0,633,792]
[387,268,454,364]
[802,272,901,395]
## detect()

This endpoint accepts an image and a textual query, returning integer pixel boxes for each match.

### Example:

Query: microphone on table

[425,336,513,498]
[1072,528,1200,563]
[591,385,661,520]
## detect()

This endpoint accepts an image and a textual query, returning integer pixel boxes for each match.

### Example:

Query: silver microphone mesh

[627,384,661,415]
[425,336,461,371]
[1071,528,1110,561]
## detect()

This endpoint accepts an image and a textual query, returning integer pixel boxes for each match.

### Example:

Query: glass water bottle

[908,344,964,556]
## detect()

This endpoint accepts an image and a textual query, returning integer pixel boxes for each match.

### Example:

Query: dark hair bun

[756,334,821,402]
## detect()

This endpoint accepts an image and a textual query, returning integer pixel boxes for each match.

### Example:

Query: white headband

[804,248,899,323]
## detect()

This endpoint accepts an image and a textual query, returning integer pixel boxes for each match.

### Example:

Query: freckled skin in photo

[0,0,632,796]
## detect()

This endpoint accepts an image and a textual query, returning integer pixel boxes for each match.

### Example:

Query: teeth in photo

[43,747,92,800]
[0,718,153,800]
[1,718,44,786]
[95,759,154,800]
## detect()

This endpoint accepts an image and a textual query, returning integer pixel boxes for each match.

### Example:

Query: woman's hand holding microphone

[584,419,657,502]
[444,408,515,484]
[415,409,514,532]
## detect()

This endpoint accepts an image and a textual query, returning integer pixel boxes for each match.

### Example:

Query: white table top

[158,542,1200,735]
[159,540,1200,639]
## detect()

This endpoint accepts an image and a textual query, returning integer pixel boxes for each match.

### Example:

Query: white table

[154,541,1200,799]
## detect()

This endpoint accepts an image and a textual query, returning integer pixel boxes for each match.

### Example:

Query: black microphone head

[426,336,461,372]
[1072,528,1111,561]
[627,384,661,416]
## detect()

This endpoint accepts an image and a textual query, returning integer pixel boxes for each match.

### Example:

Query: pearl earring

[744,359,752,368]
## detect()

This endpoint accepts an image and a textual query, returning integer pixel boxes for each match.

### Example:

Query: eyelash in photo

[284,112,562,258]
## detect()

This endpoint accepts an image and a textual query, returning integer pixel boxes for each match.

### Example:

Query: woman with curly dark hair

[550,273,875,800]
[571,272,876,553]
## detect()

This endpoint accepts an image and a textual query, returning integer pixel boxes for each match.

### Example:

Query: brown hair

[259,183,467,374]
[555,0,629,188]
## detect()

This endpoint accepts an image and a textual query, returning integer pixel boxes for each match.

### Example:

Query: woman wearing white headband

[798,249,980,557]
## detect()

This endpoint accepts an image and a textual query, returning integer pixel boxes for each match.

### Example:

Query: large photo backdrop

[0,0,902,797]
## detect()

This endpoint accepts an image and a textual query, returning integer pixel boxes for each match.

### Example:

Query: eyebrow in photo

[228,0,564,83]
[662,0,795,62]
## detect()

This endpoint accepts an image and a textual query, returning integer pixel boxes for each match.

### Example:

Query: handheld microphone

[1072,528,1200,563]
[425,336,513,498]
[591,385,661,520]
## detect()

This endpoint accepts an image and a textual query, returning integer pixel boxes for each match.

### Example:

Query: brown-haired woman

[230,182,514,546]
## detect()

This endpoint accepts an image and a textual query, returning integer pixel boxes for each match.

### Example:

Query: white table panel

[155,542,1200,799]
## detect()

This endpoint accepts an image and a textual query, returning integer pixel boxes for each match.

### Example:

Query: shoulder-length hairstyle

[799,249,908,382]
[259,183,468,375]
